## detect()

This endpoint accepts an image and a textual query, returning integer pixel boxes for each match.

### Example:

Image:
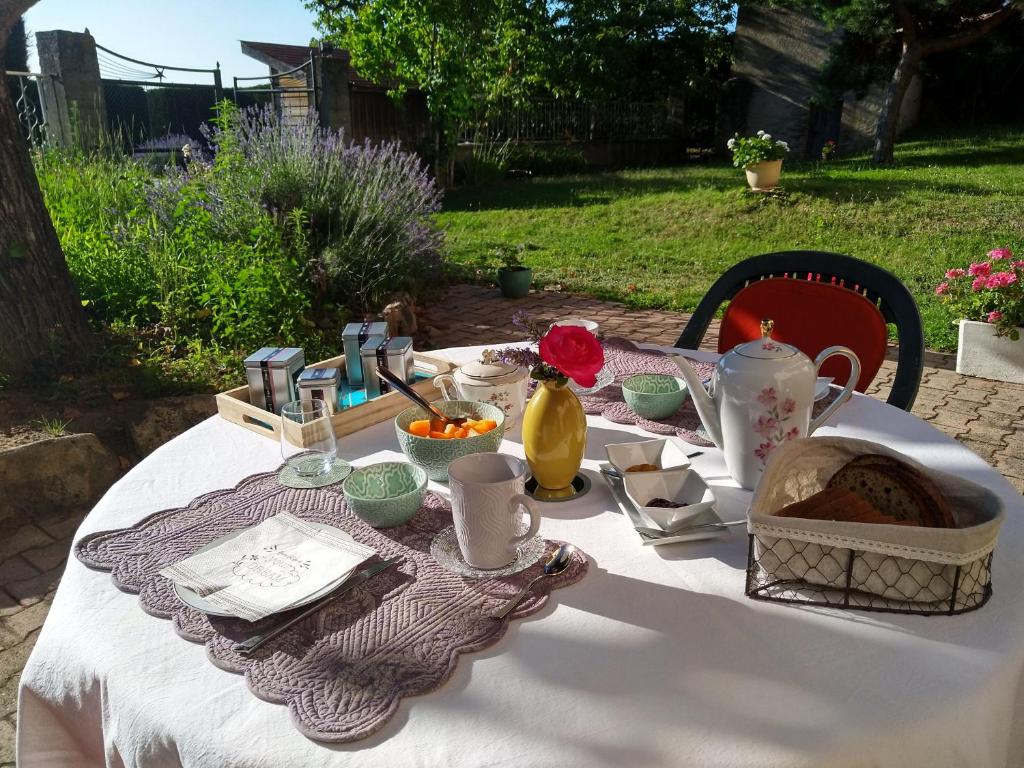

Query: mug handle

[808,346,862,435]
[507,493,541,545]
[433,374,459,401]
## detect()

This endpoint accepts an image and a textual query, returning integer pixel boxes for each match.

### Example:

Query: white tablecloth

[18,345,1024,768]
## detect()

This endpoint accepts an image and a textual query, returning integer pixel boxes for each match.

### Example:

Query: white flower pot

[956,319,1024,383]
[744,159,782,191]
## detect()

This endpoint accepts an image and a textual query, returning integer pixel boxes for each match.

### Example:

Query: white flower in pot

[727,131,789,192]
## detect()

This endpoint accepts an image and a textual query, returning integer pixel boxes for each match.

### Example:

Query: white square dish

[604,438,692,476]
[622,467,716,531]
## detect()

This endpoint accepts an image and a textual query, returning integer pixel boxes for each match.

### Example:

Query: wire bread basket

[745,437,1003,615]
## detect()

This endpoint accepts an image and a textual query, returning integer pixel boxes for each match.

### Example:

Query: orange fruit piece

[467,427,484,437]
[474,419,497,433]
[407,420,431,437]
[429,419,446,433]
[443,423,459,437]
[452,427,469,438]
[428,430,450,439]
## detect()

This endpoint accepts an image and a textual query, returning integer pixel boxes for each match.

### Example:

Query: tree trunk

[871,42,921,166]
[0,36,96,378]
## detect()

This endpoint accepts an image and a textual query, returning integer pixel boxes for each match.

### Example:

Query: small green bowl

[343,461,428,528]
[394,400,505,482]
[621,374,688,420]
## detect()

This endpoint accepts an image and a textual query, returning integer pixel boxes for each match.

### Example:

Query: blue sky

[24,0,321,84]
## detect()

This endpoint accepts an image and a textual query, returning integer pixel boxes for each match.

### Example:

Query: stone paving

[1,283,1022,764]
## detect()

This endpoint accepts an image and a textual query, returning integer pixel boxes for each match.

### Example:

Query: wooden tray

[216,351,455,445]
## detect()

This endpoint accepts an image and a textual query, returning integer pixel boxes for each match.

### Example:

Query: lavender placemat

[578,338,719,445]
[74,470,588,743]
[561,339,843,445]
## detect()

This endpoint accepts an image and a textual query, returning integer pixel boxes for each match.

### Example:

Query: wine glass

[280,399,337,477]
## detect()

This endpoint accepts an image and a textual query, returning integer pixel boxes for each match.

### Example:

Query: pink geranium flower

[1012,260,1024,269]
[781,397,796,415]
[988,311,1003,323]
[784,427,800,440]
[988,248,1013,260]
[756,387,777,406]
[935,282,950,296]
[945,268,966,279]
[754,441,775,462]
[968,262,992,278]
[754,414,778,436]
[986,271,1017,289]
[972,276,988,292]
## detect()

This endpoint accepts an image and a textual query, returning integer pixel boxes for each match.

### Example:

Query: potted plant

[936,248,1024,383]
[494,244,533,299]
[728,131,790,191]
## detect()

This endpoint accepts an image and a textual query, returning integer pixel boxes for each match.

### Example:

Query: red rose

[539,325,605,387]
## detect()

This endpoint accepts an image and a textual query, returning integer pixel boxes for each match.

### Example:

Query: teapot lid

[734,319,798,360]
[460,350,526,381]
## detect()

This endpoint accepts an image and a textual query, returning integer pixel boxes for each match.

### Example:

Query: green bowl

[394,400,505,482]
[343,461,428,528]
[621,374,688,420]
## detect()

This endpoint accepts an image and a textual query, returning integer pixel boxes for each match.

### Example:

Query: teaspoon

[491,544,575,620]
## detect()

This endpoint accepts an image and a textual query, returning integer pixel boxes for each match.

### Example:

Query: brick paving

[1,283,1022,764]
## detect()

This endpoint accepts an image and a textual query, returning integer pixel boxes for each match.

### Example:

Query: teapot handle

[433,374,460,401]
[808,347,861,435]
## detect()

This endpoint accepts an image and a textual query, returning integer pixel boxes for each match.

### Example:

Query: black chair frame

[675,250,924,411]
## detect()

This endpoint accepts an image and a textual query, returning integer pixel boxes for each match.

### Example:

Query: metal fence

[96,43,222,149]
[232,58,317,123]
[458,97,676,143]
[7,70,49,146]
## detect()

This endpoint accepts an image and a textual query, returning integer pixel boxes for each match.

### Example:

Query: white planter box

[956,319,1024,383]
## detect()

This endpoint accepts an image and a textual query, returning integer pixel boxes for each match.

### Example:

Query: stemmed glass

[280,399,337,477]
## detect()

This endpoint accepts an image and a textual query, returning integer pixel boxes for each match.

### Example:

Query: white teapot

[673,320,860,490]
[434,350,530,425]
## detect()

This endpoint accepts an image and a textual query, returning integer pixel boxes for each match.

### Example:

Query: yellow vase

[522,380,587,500]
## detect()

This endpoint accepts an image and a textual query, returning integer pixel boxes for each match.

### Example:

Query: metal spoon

[491,544,575,620]
[375,366,466,427]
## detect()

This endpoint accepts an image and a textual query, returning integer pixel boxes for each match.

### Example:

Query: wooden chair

[675,250,924,411]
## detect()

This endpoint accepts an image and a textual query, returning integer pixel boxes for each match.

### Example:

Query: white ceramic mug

[447,453,541,569]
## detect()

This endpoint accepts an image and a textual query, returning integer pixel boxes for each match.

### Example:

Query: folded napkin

[160,513,375,621]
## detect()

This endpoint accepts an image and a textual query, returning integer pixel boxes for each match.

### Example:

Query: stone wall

[730,5,920,159]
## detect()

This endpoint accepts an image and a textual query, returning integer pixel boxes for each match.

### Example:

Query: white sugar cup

[551,318,599,336]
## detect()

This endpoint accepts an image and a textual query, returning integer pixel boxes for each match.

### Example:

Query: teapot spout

[671,355,724,449]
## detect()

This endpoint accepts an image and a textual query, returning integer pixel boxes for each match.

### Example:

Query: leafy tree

[306,0,554,183]
[548,0,734,101]
[306,0,735,179]
[784,0,1023,165]
[0,0,96,379]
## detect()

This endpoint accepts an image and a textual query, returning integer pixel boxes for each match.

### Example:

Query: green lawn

[437,129,1024,351]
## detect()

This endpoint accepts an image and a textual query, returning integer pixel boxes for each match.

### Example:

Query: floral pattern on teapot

[752,386,801,464]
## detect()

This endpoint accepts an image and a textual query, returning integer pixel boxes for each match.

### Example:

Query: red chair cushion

[718,277,887,391]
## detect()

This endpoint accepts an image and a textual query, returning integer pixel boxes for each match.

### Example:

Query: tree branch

[893,0,918,44]
[922,3,1020,56]
[0,0,36,60]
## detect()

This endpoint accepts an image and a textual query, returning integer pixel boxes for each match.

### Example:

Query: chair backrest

[675,251,924,411]
[718,277,887,391]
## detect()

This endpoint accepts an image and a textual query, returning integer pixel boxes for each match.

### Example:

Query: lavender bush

[206,104,445,313]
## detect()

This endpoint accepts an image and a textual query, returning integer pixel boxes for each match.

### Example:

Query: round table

[17,345,1024,768]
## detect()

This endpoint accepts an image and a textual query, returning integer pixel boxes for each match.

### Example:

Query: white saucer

[815,377,834,401]
[430,525,546,579]
[172,522,357,617]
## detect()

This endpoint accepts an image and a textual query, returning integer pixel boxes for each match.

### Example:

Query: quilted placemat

[74,470,588,743]
[567,338,842,445]
[577,338,718,445]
